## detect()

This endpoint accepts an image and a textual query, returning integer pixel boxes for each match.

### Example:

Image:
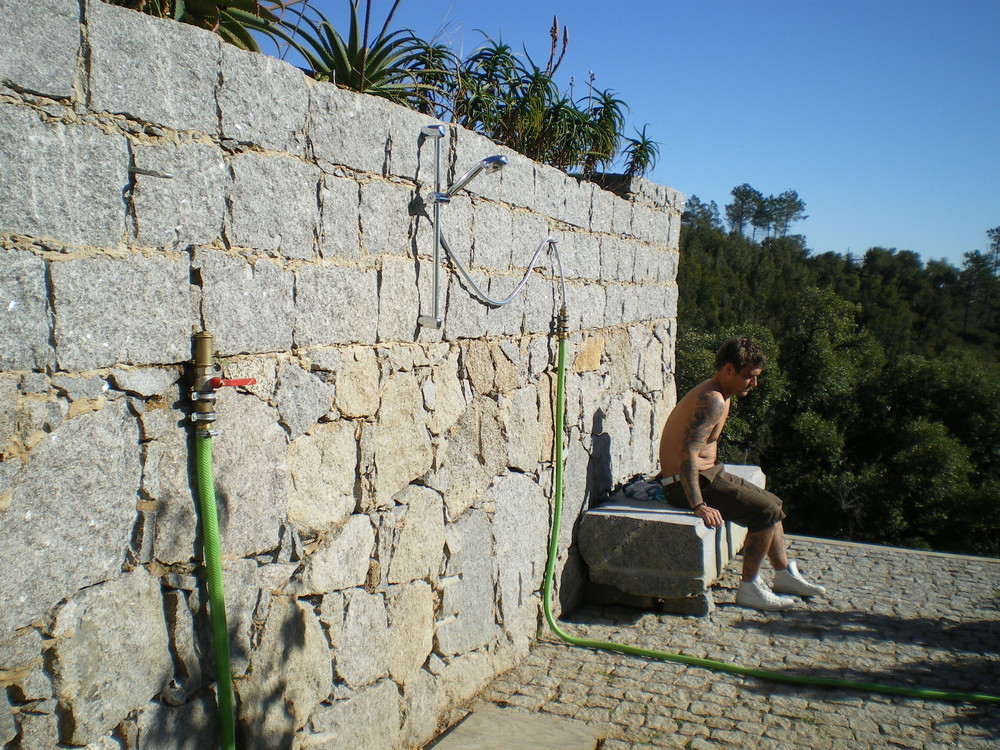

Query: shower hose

[194,432,237,750]
[541,315,1000,706]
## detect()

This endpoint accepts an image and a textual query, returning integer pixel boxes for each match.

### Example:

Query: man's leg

[771,520,826,597]
[701,470,822,608]
[740,521,788,581]
[736,522,795,611]
[767,522,790,571]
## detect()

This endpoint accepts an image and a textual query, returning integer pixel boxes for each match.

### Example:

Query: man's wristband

[691,502,706,511]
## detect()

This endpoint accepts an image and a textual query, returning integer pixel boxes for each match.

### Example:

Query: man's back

[658,378,729,476]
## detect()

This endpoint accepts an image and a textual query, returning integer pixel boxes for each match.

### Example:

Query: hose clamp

[556,307,569,340]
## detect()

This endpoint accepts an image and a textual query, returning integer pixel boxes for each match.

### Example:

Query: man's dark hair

[714,337,765,372]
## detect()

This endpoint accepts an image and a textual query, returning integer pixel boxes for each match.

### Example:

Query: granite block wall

[0,1,684,747]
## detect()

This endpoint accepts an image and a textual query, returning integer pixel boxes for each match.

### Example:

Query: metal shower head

[443,155,509,198]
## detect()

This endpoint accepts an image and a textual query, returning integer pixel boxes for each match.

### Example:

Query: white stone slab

[431,707,600,750]
[578,465,763,613]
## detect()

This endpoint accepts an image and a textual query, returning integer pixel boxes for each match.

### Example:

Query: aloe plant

[104,0,298,52]
[581,89,626,176]
[622,123,660,178]
[252,0,451,107]
[448,32,649,177]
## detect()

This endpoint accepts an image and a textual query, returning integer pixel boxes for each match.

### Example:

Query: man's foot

[736,579,795,611]
[772,560,826,597]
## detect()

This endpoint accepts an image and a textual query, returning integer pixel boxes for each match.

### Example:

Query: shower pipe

[417,125,446,328]
[418,125,516,326]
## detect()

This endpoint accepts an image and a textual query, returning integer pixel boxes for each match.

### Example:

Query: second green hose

[194,433,238,749]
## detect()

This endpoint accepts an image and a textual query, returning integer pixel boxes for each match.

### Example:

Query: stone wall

[0,1,683,747]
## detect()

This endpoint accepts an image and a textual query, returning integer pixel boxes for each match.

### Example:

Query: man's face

[728,364,762,396]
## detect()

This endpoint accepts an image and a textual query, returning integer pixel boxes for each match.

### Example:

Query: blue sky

[289,1,999,267]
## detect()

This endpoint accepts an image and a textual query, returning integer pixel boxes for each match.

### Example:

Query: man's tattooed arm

[678,392,725,508]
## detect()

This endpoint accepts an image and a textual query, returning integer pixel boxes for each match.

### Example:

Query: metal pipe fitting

[190,332,256,434]
[191,332,216,432]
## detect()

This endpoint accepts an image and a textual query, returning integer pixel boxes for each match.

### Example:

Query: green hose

[540,319,1000,706]
[194,432,238,749]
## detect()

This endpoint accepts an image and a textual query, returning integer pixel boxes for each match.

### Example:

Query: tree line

[677,186,1000,556]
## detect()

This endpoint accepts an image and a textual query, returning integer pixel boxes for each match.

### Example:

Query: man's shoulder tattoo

[684,392,725,445]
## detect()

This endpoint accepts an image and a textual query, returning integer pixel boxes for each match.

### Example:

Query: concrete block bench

[577,465,765,615]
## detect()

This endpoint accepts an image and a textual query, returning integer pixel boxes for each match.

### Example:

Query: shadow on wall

[549,408,614,612]
[136,686,220,750]
[587,409,613,508]
[239,605,307,749]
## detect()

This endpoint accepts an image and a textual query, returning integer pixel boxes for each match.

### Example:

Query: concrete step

[427,707,600,749]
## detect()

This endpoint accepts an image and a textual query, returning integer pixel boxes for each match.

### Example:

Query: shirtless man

[658,337,825,611]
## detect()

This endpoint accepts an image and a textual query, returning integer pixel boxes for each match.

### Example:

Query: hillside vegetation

[678,189,1000,556]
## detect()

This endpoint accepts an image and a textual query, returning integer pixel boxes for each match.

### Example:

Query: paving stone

[226,152,319,258]
[306,679,401,750]
[0,248,54,371]
[378,255,420,342]
[218,44,308,154]
[195,250,294,355]
[275,361,332,439]
[429,537,1000,750]
[236,596,330,749]
[295,265,378,346]
[360,372,432,506]
[287,514,374,594]
[285,419,358,537]
[209,389,288,557]
[360,179,414,258]
[132,140,227,248]
[1,402,139,656]
[51,253,191,370]
[49,569,171,745]
[436,509,497,656]
[309,84,394,174]
[319,175,362,259]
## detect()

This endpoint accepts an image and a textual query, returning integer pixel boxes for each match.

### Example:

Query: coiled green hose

[540,324,1000,706]
[194,432,237,749]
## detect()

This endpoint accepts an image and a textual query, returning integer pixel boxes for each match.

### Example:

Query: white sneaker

[736,579,795,611]
[772,560,826,597]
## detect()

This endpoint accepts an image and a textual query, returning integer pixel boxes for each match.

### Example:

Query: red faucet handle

[209,377,257,389]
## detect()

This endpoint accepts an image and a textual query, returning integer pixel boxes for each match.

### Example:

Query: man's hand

[694,504,723,528]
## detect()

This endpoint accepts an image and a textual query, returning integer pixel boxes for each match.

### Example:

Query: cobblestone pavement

[456,537,1000,748]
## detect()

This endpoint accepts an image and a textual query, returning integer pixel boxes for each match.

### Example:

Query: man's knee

[748,502,785,533]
